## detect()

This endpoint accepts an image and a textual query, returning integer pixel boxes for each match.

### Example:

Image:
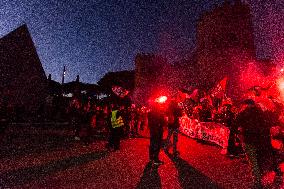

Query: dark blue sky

[0,0,283,83]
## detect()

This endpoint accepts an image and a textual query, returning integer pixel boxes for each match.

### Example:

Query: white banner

[179,115,230,149]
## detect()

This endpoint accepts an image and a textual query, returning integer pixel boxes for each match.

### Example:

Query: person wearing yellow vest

[106,104,125,151]
[111,110,124,128]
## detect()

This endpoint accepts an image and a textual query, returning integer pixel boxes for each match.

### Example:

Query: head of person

[224,104,232,111]
[120,104,125,110]
[200,98,210,109]
[112,103,120,110]
[243,99,255,106]
[241,99,255,111]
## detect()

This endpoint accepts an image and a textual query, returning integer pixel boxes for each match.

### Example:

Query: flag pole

[62,65,66,85]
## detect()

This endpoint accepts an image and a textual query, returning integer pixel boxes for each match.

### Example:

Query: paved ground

[0,124,283,189]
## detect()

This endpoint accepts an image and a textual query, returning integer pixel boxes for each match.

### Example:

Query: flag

[205,94,213,106]
[112,85,129,98]
[211,77,228,98]
[189,89,199,102]
[62,65,66,84]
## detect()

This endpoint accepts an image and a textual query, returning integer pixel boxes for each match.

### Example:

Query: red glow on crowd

[262,171,276,187]
[239,62,268,91]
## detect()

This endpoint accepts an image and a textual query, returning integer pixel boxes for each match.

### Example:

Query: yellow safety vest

[111,110,124,128]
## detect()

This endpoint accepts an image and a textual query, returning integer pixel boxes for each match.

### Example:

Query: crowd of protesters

[176,91,284,188]
[0,90,283,188]
[64,95,150,145]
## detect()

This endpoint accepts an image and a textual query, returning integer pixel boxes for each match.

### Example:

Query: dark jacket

[236,105,271,145]
[148,110,165,136]
[167,101,182,129]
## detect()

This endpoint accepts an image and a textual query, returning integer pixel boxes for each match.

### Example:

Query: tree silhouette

[97,70,135,95]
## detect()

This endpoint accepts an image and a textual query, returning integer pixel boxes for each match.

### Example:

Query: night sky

[0,0,283,84]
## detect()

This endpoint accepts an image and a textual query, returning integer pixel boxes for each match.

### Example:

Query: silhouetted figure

[236,99,280,188]
[80,98,93,146]
[148,101,166,165]
[128,105,138,137]
[198,99,212,122]
[68,96,82,141]
[137,106,148,133]
[223,104,239,157]
[164,99,182,157]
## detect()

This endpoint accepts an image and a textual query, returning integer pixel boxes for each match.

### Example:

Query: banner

[179,115,230,149]
[211,77,228,98]
[112,85,129,98]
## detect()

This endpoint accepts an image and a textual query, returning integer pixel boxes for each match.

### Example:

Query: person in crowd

[148,98,167,165]
[198,98,212,122]
[222,104,239,157]
[89,103,97,130]
[124,106,131,138]
[236,99,280,188]
[192,104,201,120]
[212,107,222,123]
[79,97,94,146]
[102,105,110,134]
[137,106,148,134]
[106,103,125,151]
[95,105,105,133]
[119,104,128,139]
[68,96,82,141]
[125,104,137,138]
[164,98,183,157]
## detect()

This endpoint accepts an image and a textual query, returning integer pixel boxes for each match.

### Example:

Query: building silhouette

[0,24,47,114]
[196,0,256,100]
[197,1,255,56]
